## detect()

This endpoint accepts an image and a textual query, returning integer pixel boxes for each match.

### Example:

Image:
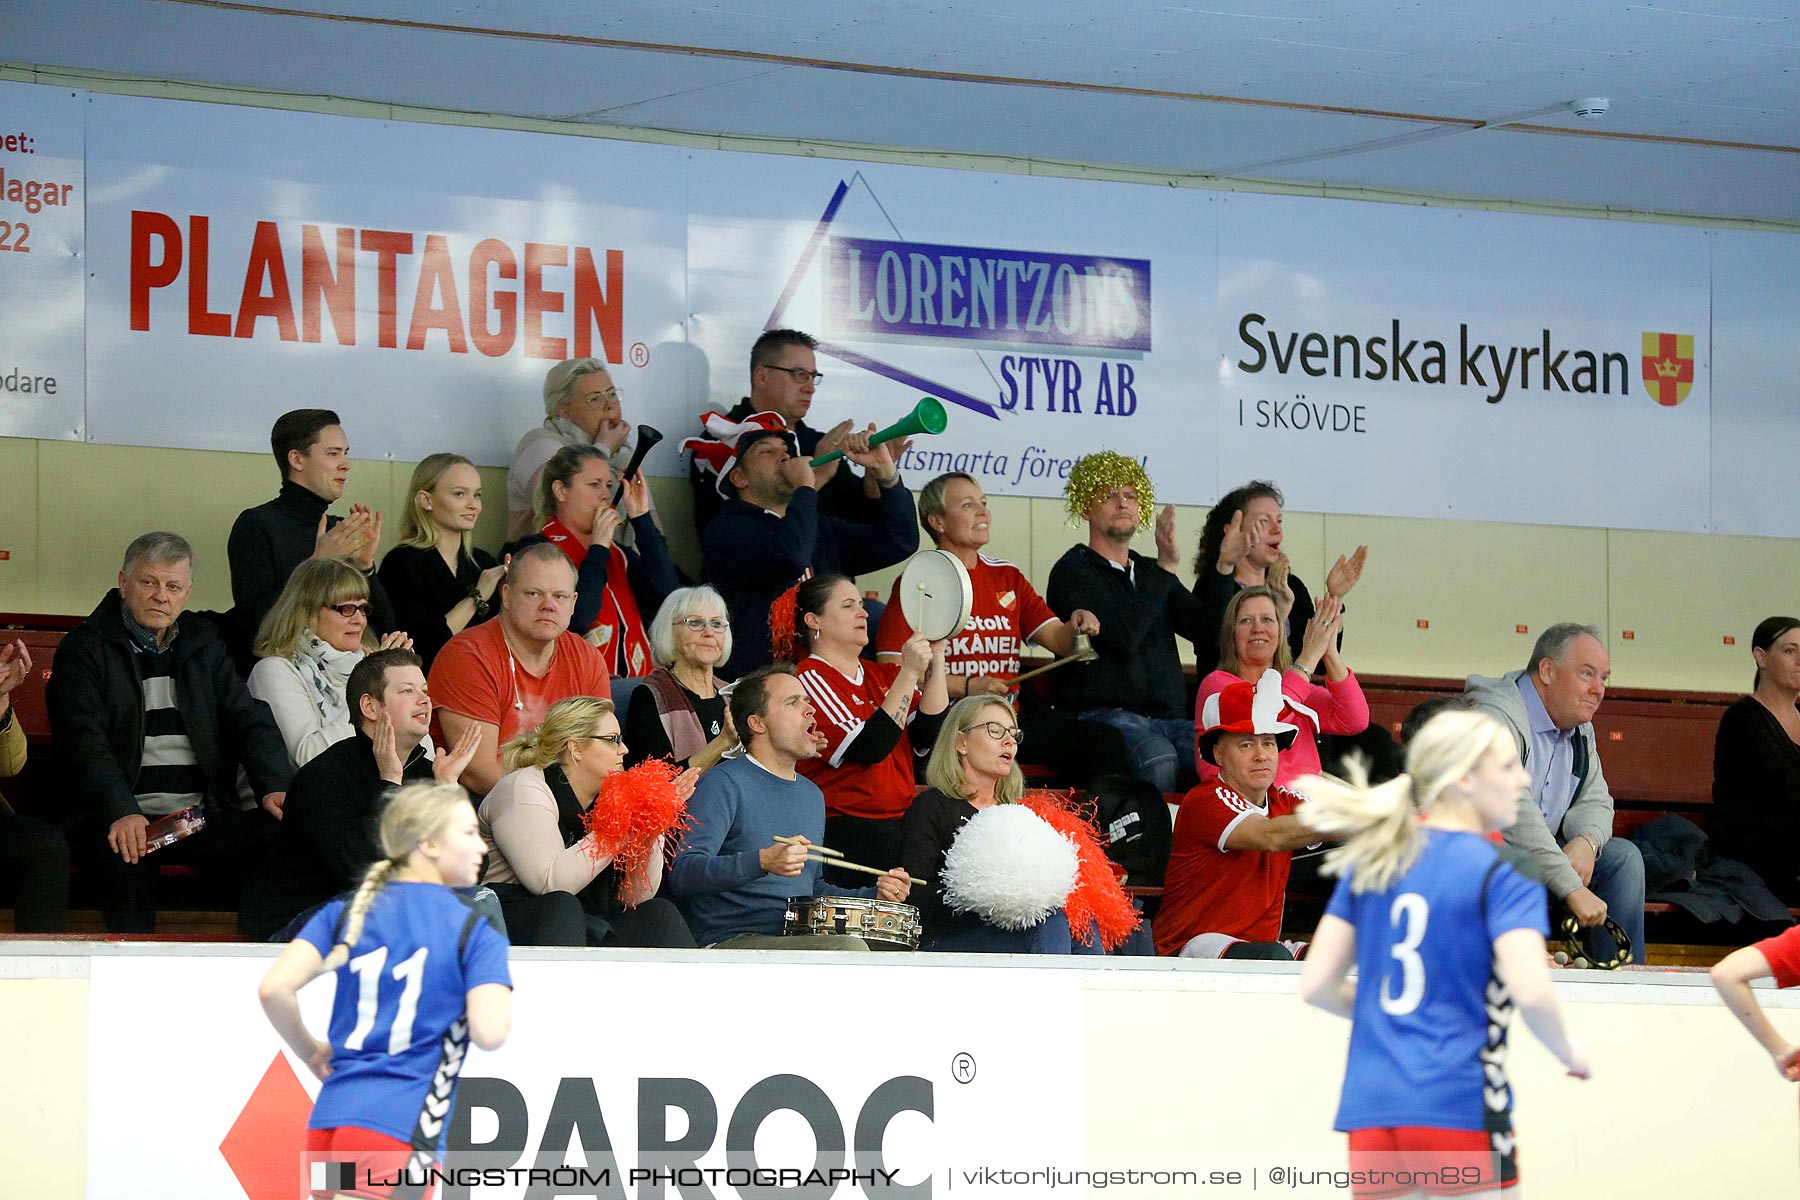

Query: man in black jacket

[702,424,917,677]
[46,532,291,933]
[226,408,395,664]
[1046,453,1202,795]
[241,647,478,940]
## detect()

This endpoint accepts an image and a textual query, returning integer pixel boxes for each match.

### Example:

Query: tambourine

[897,550,974,641]
[1554,912,1633,971]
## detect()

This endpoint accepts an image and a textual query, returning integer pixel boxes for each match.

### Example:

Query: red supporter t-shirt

[875,554,1058,680]
[1754,924,1800,988]
[1154,780,1310,955]
[428,619,611,746]
[796,655,920,820]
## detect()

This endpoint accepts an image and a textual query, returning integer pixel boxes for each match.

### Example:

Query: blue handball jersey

[1326,829,1548,1132]
[298,882,512,1143]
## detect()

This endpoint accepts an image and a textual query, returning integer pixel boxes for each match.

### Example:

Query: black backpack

[1081,773,1173,888]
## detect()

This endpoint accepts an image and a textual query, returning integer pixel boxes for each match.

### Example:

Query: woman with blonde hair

[479,695,697,947]
[1298,709,1589,1198]
[378,453,505,670]
[625,586,738,771]
[259,781,511,1188]
[514,444,679,679]
[898,695,1093,953]
[250,556,411,768]
[1193,583,1368,789]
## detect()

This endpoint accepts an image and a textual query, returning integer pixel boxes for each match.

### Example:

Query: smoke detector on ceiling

[1571,97,1610,121]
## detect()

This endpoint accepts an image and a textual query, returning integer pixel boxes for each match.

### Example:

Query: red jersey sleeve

[873,577,915,661]
[1013,571,1059,649]
[1184,783,1264,854]
[1754,924,1800,989]
[800,659,900,769]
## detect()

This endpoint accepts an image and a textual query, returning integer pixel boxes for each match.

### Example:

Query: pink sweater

[1194,667,1370,788]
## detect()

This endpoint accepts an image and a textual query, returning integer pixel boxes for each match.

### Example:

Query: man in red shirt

[428,544,611,796]
[1156,670,1322,959]
[874,472,1129,783]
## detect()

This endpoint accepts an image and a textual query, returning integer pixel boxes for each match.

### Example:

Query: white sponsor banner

[685,153,1219,505]
[89,954,1083,1199]
[1216,195,1706,532]
[83,95,690,468]
[1216,193,1712,533]
[0,82,84,440]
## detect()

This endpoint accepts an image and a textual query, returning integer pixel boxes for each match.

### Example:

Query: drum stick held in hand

[804,854,930,888]
[773,834,843,858]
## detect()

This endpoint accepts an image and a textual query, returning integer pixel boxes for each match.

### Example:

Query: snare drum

[783,896,921,950]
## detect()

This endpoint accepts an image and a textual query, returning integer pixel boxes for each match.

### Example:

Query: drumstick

[804,853,929,887]
[773,834,844,858]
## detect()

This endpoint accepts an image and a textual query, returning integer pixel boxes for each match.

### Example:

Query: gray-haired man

[47,532,291,933]
[1465,622,1645,963]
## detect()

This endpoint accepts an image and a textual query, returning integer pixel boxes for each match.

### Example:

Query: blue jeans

[1586,836,1646,965]
[1077,709,1195,794]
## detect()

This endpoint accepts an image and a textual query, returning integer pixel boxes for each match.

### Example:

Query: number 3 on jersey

[1378,893,1429,1016]
[344,945,430,1053]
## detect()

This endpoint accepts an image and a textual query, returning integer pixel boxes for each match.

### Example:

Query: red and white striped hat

[680,410,799,497]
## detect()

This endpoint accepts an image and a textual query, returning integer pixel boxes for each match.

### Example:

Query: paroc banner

[0,81,84,440]
[88,955,1089,1200]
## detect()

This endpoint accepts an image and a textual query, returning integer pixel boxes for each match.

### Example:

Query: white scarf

[294,633,359,730]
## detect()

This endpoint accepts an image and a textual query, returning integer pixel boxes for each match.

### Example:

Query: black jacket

[228,480,397,660]
[240,729,434,941]
[1045,545,1201,719]
[45,591,292,824]
[703,482,919,677]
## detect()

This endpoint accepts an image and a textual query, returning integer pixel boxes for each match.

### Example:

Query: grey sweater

[1464,670,1615,899]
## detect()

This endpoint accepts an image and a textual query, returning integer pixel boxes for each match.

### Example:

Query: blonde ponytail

[1297,708,1512,895]
[501,695,614,771]
[1296,760,1422,894]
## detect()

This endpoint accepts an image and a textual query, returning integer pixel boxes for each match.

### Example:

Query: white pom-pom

[940,805,1079,930]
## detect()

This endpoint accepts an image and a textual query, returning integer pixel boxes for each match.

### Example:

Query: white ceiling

[6,0,1797,222]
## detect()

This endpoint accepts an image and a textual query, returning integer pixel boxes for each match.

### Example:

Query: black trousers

[90,805,278,934]
[821,814,906,889]
[0,807,70,932]
[490,883,695,949]
[1017,691,1133,786]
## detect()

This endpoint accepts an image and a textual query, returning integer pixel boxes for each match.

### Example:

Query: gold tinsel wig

[1062,451,1154,530]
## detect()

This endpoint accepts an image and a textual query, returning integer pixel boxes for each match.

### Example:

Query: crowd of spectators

[4,327,1792,964]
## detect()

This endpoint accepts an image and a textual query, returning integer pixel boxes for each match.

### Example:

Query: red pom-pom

[1020,789,1141,952]
[583,759,694,903]
[768,580,802,661]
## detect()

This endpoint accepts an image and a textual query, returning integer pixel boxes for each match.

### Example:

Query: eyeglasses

[972,721,1024,746]
[765,365,823,386]
[325,602,372,619]
[676,617,730,632]
[581,386,622,405]
[587,733,625,748]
